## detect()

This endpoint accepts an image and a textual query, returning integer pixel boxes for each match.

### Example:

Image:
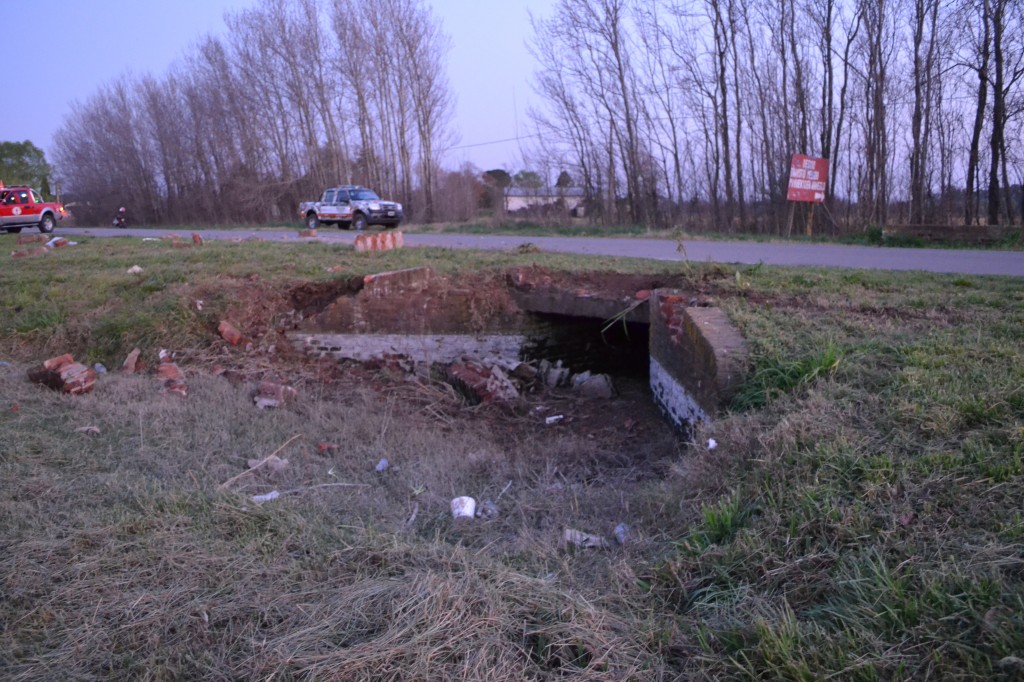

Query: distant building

[505,186,585,214]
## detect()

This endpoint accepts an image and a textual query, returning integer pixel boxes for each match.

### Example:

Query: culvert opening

[522,313,650,381]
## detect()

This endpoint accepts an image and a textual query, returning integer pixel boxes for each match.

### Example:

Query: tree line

[52,0,1022,234]
[53,0,455,227]
[526,0,1023,234]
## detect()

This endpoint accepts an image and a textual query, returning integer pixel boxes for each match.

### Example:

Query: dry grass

[3,237,1024,679]
[0,362,683,680]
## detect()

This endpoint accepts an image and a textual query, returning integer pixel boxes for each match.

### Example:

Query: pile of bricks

[10,236,69,258]
[27,354,97,395]
[354,230,404,253]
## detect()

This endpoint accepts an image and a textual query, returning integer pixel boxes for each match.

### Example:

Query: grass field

[2,234,1023,679]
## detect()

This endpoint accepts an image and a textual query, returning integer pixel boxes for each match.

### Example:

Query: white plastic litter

[564,528,610,549]
[545,415,564,425]
[251,490,281,504]
[127,265,143,274]
[375,458,390,472]
[451,496,476,519]
[707,438,718,450]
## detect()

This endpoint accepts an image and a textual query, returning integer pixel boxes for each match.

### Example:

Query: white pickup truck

[299,185,403,231]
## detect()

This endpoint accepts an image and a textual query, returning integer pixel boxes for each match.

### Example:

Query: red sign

[786,154,828,203]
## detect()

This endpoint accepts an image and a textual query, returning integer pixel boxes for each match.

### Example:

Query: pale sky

[0,0,552,174]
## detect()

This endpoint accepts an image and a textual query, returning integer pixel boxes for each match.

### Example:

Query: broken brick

[191,233,204,245]
[218,320,243,346]
[122,348,143,373]
[28,354,97,395]
[156,361,187,397]
[253,381,298,409]
[446,361,519,404]
[16,233,49,245]
[11,246,51,259]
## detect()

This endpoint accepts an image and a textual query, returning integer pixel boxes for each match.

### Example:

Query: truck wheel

[306,213,320,230]
[38,214,55,233]
[352,213,368,231]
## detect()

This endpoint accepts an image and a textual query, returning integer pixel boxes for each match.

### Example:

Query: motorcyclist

[113,207,127,228]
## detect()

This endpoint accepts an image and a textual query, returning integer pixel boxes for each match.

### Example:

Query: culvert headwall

[285,266,748,430]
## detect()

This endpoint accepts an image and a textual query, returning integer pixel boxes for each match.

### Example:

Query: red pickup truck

[0,185,66,234]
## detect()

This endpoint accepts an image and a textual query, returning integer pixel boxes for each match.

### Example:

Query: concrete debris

[564,528,610,549]
[218,320,244,346]
[253,381,298,409]
[511,362,539,381]
[121,348,143,373]
[540,360,571,388]
[614,523,632,545]
[575,373,616,399]
[127,265,143,274]
[46,237,69,248]
[27,354,98,395]
[447,360,519,403]
[75,425,101,435]
[354,230,404,253]
[451,496,476,519]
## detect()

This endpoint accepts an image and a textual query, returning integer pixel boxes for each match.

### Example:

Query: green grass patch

[3,232,1024,679]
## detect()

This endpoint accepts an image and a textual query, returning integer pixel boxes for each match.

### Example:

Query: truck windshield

[350,189,380,201]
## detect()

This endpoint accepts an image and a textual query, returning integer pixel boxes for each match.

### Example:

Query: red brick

[11,246,51,258]
[191,233,204,245]
[28,354,97,395]
[122,348,142,373]
[253,381,298,409]
[16,234,48,245]
[43,354,75,371]
[218,320,243,345]
[59,362,97,395]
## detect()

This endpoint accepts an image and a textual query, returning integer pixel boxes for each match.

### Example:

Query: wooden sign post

[785,154,829,236]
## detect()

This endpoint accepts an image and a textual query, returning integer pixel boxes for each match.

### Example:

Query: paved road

[56,227,1024,277]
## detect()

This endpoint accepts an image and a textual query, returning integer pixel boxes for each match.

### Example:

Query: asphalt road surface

[55,226,1024,277]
